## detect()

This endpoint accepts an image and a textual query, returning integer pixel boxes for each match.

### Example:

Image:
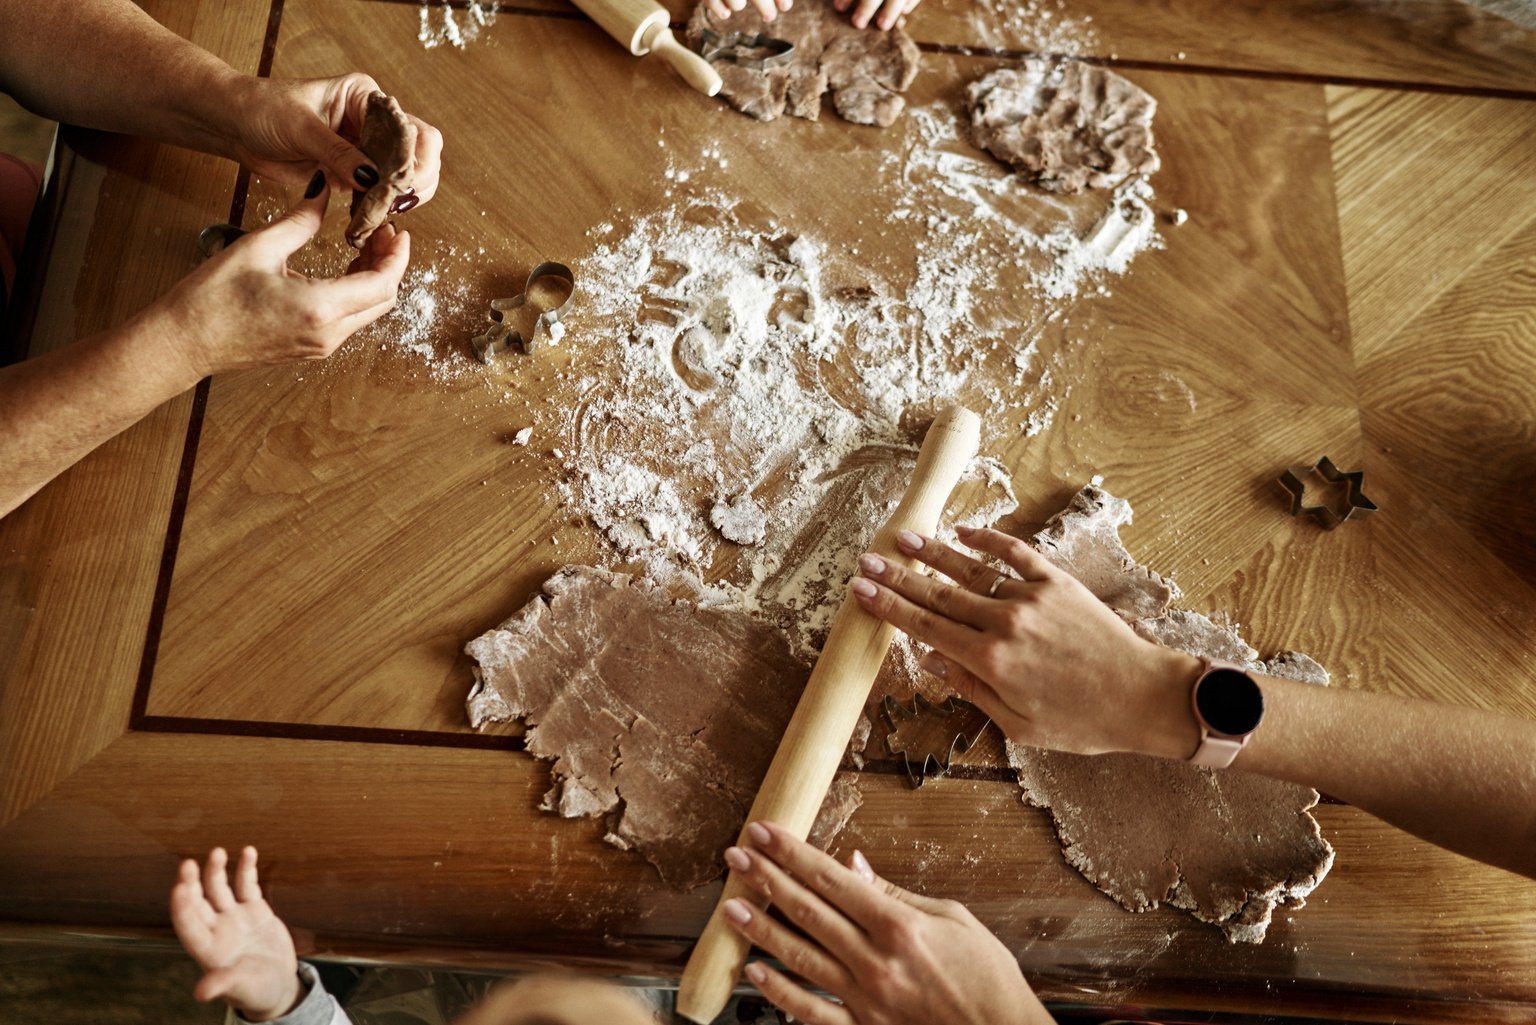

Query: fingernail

[920,651,948,678]
[850,577,877,598]
[354,165,380,188]
[897,529,924,551]
[744,961,767,984]
[725,846,751,872]
[304,170,326,199]
[955,523,975,536]
[859,553,886,575]
[724,898,753,925]
[852,849,875,882]
[747,821,772,846]
[389,193,420,214]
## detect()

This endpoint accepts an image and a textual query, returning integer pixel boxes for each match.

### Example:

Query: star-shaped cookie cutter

[880,694,991,789]
[1277,456,1378,530]
[698,28,795,69]
[470,261,576,362]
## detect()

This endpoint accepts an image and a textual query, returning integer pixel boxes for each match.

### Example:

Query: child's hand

[836,0,922,30]
[705,0,793,25]
[171,846,304,1023]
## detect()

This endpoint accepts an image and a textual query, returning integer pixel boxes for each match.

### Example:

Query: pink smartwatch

[1188,658,1265,769]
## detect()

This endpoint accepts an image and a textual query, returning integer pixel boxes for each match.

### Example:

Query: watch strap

[1188,658,1254,769]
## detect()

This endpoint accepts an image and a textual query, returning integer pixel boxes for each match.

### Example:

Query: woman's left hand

[222,73,442,206]
[720,821,1055,1025]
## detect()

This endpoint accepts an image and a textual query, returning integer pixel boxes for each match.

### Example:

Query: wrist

[185,66,258,161]
[239,967,307,1023]
[1120,644,1202,760]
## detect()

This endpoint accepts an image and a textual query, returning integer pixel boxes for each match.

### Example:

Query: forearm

[0,0,244,156]
[1239,677,1536,879]
[0,313,199,517]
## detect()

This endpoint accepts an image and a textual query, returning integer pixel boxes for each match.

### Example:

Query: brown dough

[465,566,862,889]
[346,92,417,249]
[967,60,1160,193]
[685,0,920,126]
[1006,485,1335,943]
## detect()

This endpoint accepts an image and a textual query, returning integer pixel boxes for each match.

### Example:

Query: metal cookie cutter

[1277,456,1378,530]
[470,261,576,362]
[698,28,795,69]
[881,694,991,789]
[197,223,247,260]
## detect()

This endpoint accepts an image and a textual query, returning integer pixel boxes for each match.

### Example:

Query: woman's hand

[151,181,409,381]
[170,846,303,1023]
[721,821,1053,1025]
[222,73,442,206]
[850,525,1202,758]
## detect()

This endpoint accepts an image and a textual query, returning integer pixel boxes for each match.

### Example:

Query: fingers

[249,187,329,262]
[234,846,262,902]
[876,0,904,29]
[722,895,851,995]
[203,847,236,912]
[725,841,868,967]
[956,525,1058,582]
[192,965,242,1004]
[708,0,731,15]
[857,552,992,627]
[326,228,409,327]
[746,0,779,19]
[739,822,901,934]
[743,960,856,1025]
[849,573,982,656]
[850,0,883,28]
[834,0,853,10]
[170,859,215,938]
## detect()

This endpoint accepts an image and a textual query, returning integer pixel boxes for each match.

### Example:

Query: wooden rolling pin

[569,0,722,97]
[676,405,982,1024]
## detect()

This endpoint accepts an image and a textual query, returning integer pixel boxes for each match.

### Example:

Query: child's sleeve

[235,963,351,1025]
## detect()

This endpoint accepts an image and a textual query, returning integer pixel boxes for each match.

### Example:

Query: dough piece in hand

[347,92,417,248]
[465,566,862,889]
[968,60,1160,193]
[1003,486,1333,943]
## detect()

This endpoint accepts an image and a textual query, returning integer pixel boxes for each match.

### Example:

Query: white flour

[417,1,497,50]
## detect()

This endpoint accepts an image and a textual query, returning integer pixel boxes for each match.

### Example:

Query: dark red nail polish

[304,170,326,199]
[389,193,420,214]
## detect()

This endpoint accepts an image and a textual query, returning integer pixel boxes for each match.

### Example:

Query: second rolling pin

[676,404,983,1024]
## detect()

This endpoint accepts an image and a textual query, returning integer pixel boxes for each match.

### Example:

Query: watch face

[1196,668,1265,736]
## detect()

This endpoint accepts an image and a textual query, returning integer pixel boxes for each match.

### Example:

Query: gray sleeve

[236,962,350,1025]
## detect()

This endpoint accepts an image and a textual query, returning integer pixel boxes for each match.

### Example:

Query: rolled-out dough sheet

[1007,485,1335,943]
[686,0,921,126]
[967,60,1160,193]
[465,566,862,889]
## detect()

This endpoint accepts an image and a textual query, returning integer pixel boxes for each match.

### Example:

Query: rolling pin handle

[643,24,723,96]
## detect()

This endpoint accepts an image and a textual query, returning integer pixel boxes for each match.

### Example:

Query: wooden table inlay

[3,2,1534,1022]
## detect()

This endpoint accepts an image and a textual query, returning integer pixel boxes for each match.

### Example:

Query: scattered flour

[418,1,497,50]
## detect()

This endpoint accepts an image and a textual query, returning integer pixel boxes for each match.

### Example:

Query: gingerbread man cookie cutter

[1276,455,1378,530]
[470,261,576,362]
[698,28,795,69]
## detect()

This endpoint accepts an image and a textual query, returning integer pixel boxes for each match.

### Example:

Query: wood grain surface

[2,1,1535,1022]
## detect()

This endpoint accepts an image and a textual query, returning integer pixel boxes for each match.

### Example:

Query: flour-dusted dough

[967,61,1160,193]
[465,566,862,889]
[347,92,417,248]
[1006,485,1334,943]
[685,0,920,126]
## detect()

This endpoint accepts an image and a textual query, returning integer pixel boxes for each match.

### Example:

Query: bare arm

[0,0,242,154]
[0,189,410,519]
[850,525,1536,881]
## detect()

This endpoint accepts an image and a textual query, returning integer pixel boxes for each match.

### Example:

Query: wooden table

[4,1,1536,1021]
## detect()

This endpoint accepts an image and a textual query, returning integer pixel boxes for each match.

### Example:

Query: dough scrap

[711,493,768,546]
[465,566,862,889]
[686,0,920,126]
[1006,485,1334,943]
[967,60,1160,193]
[347,92,417,248]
